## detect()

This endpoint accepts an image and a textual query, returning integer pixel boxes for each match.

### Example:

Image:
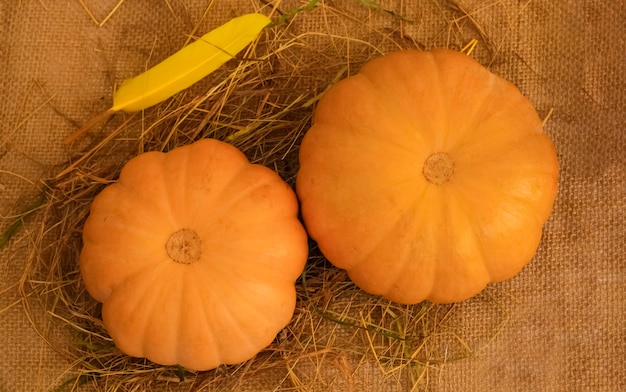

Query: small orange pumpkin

[80,139,308,370]
[296,49,559,304]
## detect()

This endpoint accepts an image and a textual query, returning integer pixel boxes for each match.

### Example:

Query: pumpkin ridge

[428,187,490,302]
[490,181,552,226]
[339,116,419,154]
[313,93,417,156]
[87,180,175,248]
[81,240,166,302]
[450,90,542,160]
[346,210,399,274]
[162,144,194,227]
[199,164,266,226]
[103,260,172,358]
[298,145,428,273]
[405,187,440,297]
[193,261,270,364]
[448,185,494,284]
[181,140,240,228]
[118,249,173,289]
[210,286,268,363]
[453,132,555,175]
[447,79,498,152]
[118,152,178,228]
[455,123,531,159]
[192,176,303,282]
[353,68,433,155]
[143,267,189,365]
[176,142,191,225]
[183,269,221,368]
[350,192,427,296]
[354,51,449,152]
[80,196,167,301]
[164,140,251,230]
[449,177,545,282]
[427,51,452,152]
[454,134,558,225]
[369,186,442,303]
[90,202,160,240]
[434,53,499,151]
[202,165,301,254]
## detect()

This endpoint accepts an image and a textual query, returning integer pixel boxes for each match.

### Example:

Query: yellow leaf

[111,13,270,112]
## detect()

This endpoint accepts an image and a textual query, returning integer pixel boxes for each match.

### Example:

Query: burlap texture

[1,0,624,391]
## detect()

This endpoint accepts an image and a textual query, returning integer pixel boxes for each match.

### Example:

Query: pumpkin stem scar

[423,152,455,185]
[166,229,202,264]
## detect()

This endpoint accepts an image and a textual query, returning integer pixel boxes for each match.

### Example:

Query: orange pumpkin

[296,49,559,304]
[80,139,308,370]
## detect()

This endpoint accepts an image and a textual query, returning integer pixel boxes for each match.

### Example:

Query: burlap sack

[1,0,624,391]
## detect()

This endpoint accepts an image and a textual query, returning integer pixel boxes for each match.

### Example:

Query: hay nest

[11,2,509,391]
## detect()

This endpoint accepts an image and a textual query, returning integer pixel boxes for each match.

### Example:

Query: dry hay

[6,1,513,391]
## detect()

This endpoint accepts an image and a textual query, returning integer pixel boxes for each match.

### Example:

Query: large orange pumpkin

[296,49,559,304]
[80,139,308,370]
